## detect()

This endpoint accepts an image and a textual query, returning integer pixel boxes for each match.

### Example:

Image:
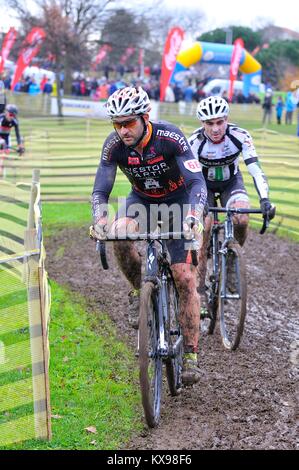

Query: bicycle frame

[96,229,190,360]
[144,237,182,360]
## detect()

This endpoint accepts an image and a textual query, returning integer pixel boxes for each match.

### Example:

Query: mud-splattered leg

[171,263,200,353]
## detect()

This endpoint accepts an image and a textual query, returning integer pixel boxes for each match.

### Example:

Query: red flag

[10,27,46,91]
[228,38,244,102]
[0,27,17,74]
[160,27,184,102]
[120,47,135,65]
[92,44,112,70]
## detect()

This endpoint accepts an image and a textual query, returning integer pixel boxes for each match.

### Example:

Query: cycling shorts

[114,190,194,265]
[206,171,249,208]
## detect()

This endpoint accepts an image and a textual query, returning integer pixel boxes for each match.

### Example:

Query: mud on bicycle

[93,223,199,428]
[200,198,275,350]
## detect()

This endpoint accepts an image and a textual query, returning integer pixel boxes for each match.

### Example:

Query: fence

[0,169,51,447]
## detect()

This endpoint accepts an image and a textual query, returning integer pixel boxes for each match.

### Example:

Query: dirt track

[46,227,298,450]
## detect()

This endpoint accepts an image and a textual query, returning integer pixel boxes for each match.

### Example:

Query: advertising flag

[120,47,135,65]
[92,44,112,70]
[10,27,46,91]
[228,38,244,102]
[160,27,184,101]
[0,27,17,74]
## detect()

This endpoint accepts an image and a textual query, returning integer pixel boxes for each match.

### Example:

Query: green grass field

[1,103,298,449]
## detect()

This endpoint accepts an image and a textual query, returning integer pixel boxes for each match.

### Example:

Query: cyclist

[0,104,25,154]
[188,96,275,295]
[90,86,207,385]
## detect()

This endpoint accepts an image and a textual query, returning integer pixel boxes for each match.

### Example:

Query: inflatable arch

[171,41,262,97]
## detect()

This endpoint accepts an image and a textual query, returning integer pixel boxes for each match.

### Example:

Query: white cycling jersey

[188,124,269,199]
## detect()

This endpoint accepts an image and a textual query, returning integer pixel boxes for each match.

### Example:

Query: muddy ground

[46,227,298,450]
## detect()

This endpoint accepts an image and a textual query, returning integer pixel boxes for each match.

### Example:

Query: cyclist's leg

[111,192,149,289]
[171,261,200,353]
[221,172,250,246]
[197,192,214,295]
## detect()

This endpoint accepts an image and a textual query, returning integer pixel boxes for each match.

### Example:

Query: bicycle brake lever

[260,214,269,235]
[96,240,109,270]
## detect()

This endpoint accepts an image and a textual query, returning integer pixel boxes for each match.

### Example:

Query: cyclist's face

[112,114,148,146]
[202,117,228,143]
[5,112,15,121]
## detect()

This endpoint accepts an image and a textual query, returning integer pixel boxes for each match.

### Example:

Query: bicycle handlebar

[95,231,198,270]
[208,206,271,235]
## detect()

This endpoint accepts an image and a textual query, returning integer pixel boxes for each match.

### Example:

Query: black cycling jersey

[0,113,21,146]
[92,120,207,220]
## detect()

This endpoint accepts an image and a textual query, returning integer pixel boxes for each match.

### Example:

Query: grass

[0,281,142,449]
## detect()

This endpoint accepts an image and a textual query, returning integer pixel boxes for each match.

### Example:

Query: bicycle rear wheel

[165,276,183,396]
[219,243,247,350]
[139,281,163,428]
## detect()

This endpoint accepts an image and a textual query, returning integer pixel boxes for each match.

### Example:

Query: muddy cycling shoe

[226,254,237,294]
[128,289,140,329]
[182,353,200,386]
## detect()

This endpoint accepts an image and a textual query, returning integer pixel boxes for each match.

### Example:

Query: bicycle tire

[219,243,247,350]
[201,250,218,335]
[165,276,183,396]
[139,281,163,428]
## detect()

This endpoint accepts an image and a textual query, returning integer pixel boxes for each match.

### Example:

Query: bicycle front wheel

[165,276,183,396]
[219,244,247,350]
[201,254,218,335]
[139,281,163,428]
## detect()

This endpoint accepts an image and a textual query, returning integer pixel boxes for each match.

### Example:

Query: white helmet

[196,96,229,121]
[106,86,151,118]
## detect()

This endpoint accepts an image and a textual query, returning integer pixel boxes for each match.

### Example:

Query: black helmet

[6,104,18,116]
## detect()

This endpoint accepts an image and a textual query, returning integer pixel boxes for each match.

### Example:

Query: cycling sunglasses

[112,116,140,130]
[7,112,16,117]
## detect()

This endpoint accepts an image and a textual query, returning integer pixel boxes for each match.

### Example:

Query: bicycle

[200,199,274,351]
[95,224,198,428]
[0,143,25,179]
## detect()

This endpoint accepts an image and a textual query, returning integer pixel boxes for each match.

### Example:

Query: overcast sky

[164,0,299,32]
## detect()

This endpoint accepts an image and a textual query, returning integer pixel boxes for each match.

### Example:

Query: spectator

[275,96,284,124]
[262,89,273,125]
[28,78,41,95]
[183,80,194,103]
[0,79,6,113]
[285,91,295,125]
[40,74,48,92]
[164,84,175,102]
[173,83,183,102]
[43,78,53,95]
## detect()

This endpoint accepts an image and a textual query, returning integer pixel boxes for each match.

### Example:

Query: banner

[160,27,184,101]
[0,27,17,74]
[228,38,244,102]
[120,47,135,65]
[92,44,112,70]
[10,27,46,91]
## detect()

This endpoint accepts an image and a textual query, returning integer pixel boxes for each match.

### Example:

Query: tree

[256,40,299,88]
[100,9,150,69]
[7,0,116,98]
[198,26,262,52]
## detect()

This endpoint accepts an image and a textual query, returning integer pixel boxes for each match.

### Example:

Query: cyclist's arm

[92,134,119,221]
[175,149,207,215]
[14,120,22,146]
[241,132,269,200]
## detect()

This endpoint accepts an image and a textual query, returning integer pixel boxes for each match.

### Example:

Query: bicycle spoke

[219,245,247,350]
[165,277,183,395]
[139,282,162,427]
